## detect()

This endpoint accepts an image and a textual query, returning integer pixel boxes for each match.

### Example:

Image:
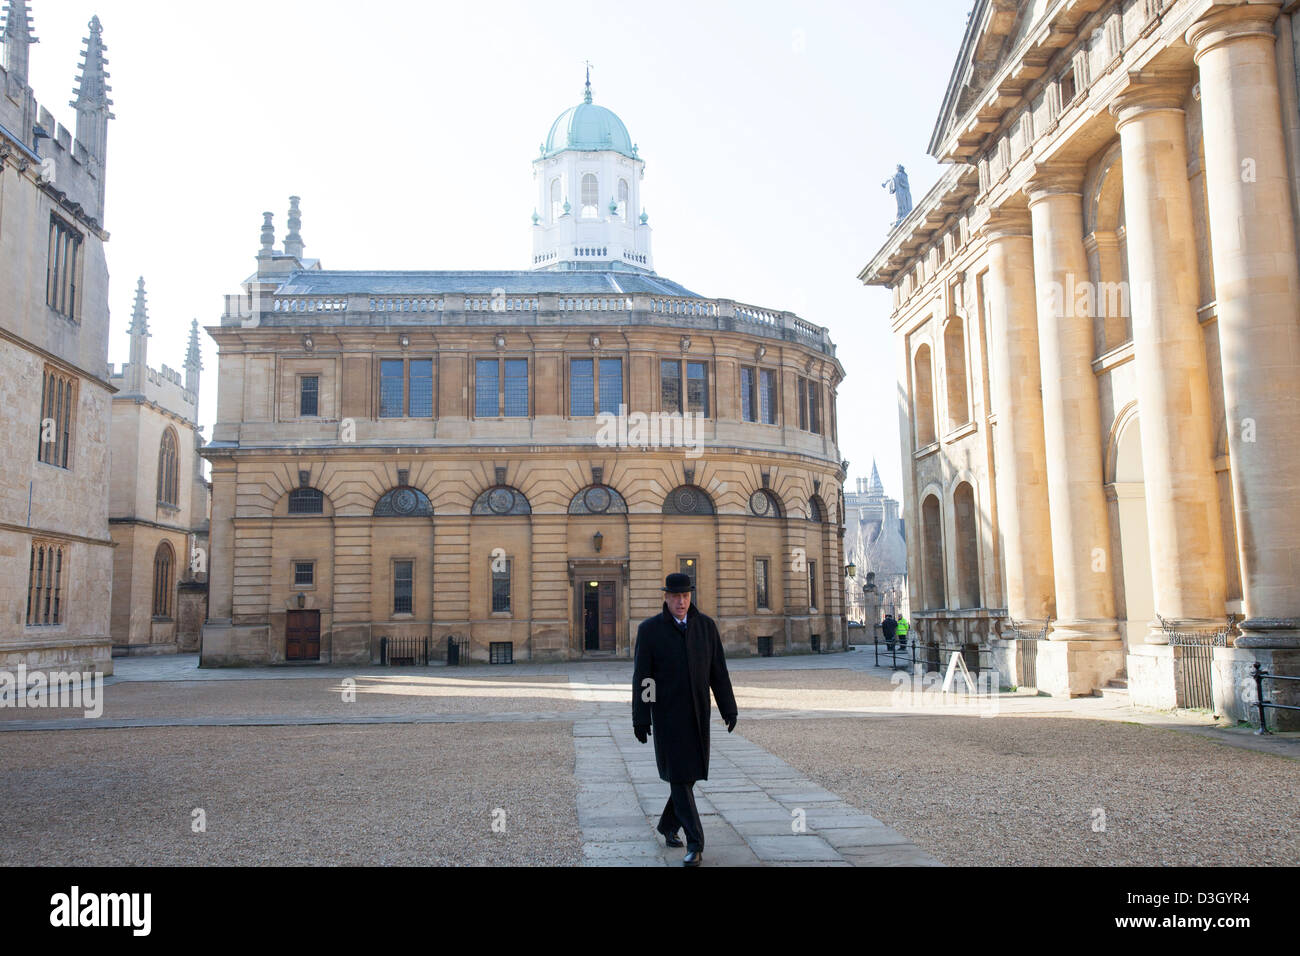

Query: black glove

[634,724,650,744]
[725,715,737,733]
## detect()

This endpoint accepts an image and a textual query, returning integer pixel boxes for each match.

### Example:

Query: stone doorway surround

[568,559,629,657]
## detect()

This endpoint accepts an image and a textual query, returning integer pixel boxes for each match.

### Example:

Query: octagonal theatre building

[200,80,847,665]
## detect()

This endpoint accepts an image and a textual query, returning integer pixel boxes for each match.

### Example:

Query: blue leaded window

[379,360,403,418]
[570,359,595,416]
[476,359,499,417]
[504,359,528,417]
[409,360,433,417]
[687,361,708,416]
[598,358,622,414]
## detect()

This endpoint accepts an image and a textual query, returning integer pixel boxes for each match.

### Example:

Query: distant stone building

[201,79,847,665]
[0,5,115,675]
[107,280,209,655]
[859,0,1300,726]
[844,462,908,625]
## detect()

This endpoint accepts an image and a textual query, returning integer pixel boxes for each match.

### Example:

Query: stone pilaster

[1110,72,1228,645]
[975,205,1056,630]
[1188,3,1300,650]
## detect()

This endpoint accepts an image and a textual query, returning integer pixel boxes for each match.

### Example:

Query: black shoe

[659,829,683,848]
[683,849,702,867]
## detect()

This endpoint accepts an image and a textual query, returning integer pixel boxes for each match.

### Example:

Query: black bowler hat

[662,573,694,594]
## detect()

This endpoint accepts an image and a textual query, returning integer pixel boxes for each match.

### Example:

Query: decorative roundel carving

[675,488,698,512]
[749,490,770,516]
[488,488,514,514]
[393,488,417,514]
[584,486,611,513]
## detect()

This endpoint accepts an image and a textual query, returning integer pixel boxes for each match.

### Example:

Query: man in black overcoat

[631,572,738,866]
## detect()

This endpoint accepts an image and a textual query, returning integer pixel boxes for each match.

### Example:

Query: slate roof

[277,270,703,298]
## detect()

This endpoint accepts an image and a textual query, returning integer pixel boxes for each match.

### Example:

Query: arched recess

[808,496,826,522]
[152,541,175,618]
[276,486,334,517]
[568,484,628,514]
[662,485,714,515]
[920,492,946,610]
[952,481,981,608]
[913,343,937,448]
[943,317,971,431]
[1084,141,1131,354]
[374,486,434,517]
[471,486,532,515]
[1109,409,1155,640]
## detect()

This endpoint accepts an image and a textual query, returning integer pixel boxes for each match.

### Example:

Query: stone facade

[107,289,209,656]
[860,0,1300,727]
[201,89,847,666]
[0,6,115,676]
[844,463,909,625]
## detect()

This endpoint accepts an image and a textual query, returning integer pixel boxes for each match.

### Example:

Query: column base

[1036,639,1125,697]
[1047,618,1121,642]
[1142,616,1230,645]
[1234,617,1300,649]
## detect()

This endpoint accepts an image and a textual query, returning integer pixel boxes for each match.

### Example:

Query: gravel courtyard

[1,655,1295,866]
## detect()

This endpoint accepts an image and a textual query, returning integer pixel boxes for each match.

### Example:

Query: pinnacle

[70,13,113,114]
[2,0,37,43]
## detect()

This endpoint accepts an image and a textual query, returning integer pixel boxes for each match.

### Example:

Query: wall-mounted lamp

[296,592,306,608]
[593,531,604,553]
[845,562,857,579]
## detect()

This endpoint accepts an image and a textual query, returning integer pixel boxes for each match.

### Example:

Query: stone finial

[185,318,203,372]
[284,195,304,258]
[583,61,593,104]
[128,276,149,337]
[259,211,275,255]
[1,0,38,86]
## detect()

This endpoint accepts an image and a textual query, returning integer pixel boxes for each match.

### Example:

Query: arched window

[662,485,714,515]
[913,344,937,448]
[921,493,946,610]
[748,489,783,518]
[374,486,434,517]
[287,488,324,515]
[550,179,562,220]
[152,541,174,618]
[568,484,628,514]
[617,179,629,218]
[808,497,825,522]
[157,428,179,506]
[471,486,531,515]
[581,174,599,218]
[953,481,980,608]
[944,318,970,430]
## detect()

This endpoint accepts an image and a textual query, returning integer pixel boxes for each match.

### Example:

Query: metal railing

[1158,614,1231,710]
[379,635,430,666]
[1251,662,1300,735]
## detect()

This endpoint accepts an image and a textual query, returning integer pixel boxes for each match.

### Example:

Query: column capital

[1023,164,1087,205]
[1186,2,1283,62]
[1108,70,1194,129]
[974,202,1032,241]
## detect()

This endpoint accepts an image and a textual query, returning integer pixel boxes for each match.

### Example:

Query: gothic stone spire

[1,0,37,86]
[70,14,113,161]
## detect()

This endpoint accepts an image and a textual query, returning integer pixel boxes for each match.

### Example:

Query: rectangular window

[504,359,529,416]
[809,560,818,610]
[809,381,821,434]
[492,557,512,613]
[570,359,595,416]
[379,360,404,417]
[598,357,623,414]
[475,359,499,417]
[661,359,682,413]
[679,557,697,592]
[393,560,413,615]
[37,366,76,468]
[740,366,756,422]
[26,542,65,627]
[294,561,314,587]
[755,558,770,610]
[759,368,777,425]
[686,361,708,416]
[409,359,433,417]
[46,216,82,320]
[798,378,808,431]
[299,375,319,417]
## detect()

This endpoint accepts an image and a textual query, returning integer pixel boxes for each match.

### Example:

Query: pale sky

[25,0,974,504]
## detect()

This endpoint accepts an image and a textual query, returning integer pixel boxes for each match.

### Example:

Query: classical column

[976,205,1055,628]
[1188,4,1300,647]
[1109,73,1228,642]
[1025,170,1119,646]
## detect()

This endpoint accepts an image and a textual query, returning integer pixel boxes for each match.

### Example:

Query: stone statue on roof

[882,164,912,228]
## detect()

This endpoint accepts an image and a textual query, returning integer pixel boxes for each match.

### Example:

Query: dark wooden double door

[286,610,320,661]
[582,580,617,653]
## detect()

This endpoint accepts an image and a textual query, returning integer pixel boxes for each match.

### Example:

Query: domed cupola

[531,69,654,273]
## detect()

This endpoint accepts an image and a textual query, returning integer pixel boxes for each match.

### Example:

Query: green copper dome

[542,81,636,159]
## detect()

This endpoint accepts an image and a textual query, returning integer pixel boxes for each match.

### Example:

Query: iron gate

[1160,615,1230,710]
[1006,617,1050,689]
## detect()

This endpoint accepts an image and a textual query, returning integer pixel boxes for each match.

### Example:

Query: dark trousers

[658,781,704,851]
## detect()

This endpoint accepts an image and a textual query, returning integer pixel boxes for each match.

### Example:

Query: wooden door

[598,582,617,652]
[286,610,320,661]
